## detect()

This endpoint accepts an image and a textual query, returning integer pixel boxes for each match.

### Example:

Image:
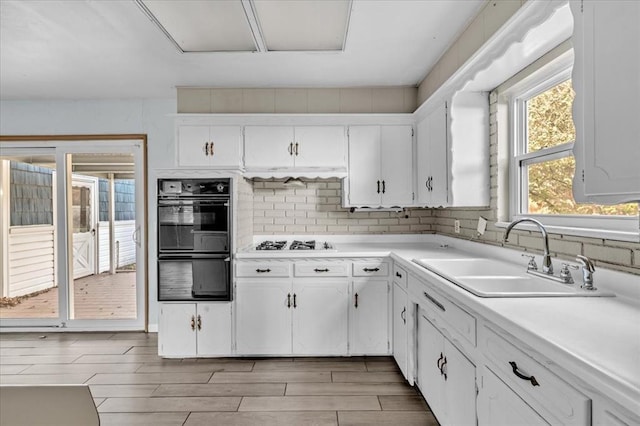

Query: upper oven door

[158,199,229,253]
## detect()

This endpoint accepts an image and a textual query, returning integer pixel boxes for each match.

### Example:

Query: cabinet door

[572,0,640,203]
[196,303,232,356]
[428,103,449,206]
[416,117,431,204]
[380,125,414,206]
[392,282,408,378]
[348,126,381,206]
[292,280,349,355]
[207,126,242,168]
[417,314,445,424]
[294,126,346,169]
[478,368,547,426]
[350,280,389,355]
[444,339,476,426]
[244,126,295,169]
[177,126,210,167]
[235,280,292,355]
[158,303,197,357]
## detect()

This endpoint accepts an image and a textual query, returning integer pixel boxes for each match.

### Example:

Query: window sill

[495,221,639,243]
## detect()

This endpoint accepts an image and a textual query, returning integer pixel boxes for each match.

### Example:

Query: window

[508,56,638,237]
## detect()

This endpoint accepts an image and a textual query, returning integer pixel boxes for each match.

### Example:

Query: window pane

[526,80,575,153]
[527,156,638,216]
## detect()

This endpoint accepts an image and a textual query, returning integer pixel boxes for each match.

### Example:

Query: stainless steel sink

[412,258,614,298]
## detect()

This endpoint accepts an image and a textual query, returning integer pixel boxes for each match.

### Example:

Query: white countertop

[237,235,640,414]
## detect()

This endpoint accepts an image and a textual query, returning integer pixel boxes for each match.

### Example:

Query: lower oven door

[158,255,231,301]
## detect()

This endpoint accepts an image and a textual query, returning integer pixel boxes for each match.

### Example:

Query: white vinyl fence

[6,225,55,298]
[98,220,136,272]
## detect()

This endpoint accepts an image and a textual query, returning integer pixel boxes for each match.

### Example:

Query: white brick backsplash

[264,210,286,218]
[328,225,349,233]
[584,244,632,265]
[634,250,640,267]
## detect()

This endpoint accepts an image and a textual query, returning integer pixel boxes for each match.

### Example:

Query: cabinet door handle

[197,314,201,330]
[354,292,358,309]
[382,180,386,194]
[288,142,293,155]
[395,271,403,278]
[210,141,214,157]
[190,315,195,331]
[256,268,271,273]
[293,293,297,308]
[441,357,447,380]
[377,180,381,194]
[314,268,330,273]
[363,267,380,272]
[509,361,540,387]
[423,291,445,312]
[430,177,434,192]
[294,142,299,156]
[437,352,444,371]
[203,142,209,156]
[287,293,291,308]
[401,307,406,324]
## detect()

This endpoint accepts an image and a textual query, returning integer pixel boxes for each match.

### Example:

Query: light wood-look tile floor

[0,332,438,426]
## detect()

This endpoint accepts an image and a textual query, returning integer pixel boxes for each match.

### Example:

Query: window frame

[505,53,639,240]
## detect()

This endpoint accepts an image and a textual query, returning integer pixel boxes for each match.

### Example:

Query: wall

[235,177,254,250]
[434,91,640,275]
[178,87,418,114]
[418,0,525,104]
[252,178,434,236]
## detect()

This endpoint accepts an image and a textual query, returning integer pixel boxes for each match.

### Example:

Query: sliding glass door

[0,140,146,330]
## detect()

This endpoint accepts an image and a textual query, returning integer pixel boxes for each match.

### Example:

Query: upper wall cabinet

[571,0,640,203]
[345,125,414,208]
[177,125,243,168]
[244,126,347,178]
[416,102,449,207]
[415,93,489,208]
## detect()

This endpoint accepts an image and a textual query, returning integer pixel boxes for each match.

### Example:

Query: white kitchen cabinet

[592,399,640,426]
[571,0,640,204]
[235,280,292,355]
[416,102,448,207]
[478,325,590,426]
[417,313,476,426]
[292,279,349,355]
[158,302,231,358]
[346,125,414,207]
[177,125,242,168]
[478,367,548,426]
[244,125,346,174]
[350,279,390,355]
[392,281,409,380]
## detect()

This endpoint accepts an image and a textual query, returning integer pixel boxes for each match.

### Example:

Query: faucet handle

[521,254,538,271]
[559,263,578,284]
[576,255,596,290]
[576,255,595,272]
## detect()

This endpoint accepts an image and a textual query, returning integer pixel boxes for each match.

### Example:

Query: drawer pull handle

[314,268,330,273]
[423,291,446,312]
[287,293,291,308]
[256,268,271,273]
[395,272,402,278]
[401,307,406,324]
[363,267,380,272]
[509,361,540,387]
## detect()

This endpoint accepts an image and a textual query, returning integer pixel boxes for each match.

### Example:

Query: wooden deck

[0,272,136,320]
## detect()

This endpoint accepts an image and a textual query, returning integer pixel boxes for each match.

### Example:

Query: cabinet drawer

[236,262,291,277]
[352,261,389,277]
[481,326,590,425]
[295,262,349,277]
[409,275,476,346]
[392,264,408,287]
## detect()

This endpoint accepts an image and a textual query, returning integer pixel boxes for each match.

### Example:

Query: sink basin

[412,258,614,298]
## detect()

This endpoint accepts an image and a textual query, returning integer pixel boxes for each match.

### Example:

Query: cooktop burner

[289,240,316,250]
[255,240,287,250]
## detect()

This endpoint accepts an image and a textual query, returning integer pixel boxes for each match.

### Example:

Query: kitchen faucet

[504,218,553,274]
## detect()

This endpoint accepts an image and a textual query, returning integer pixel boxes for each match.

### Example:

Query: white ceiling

[0,0,485,100]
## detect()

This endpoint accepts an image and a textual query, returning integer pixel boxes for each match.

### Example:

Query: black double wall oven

[157,179,232,301]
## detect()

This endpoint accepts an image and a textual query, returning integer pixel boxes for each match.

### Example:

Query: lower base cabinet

[350,279,390,355]
[418,313,476,426]
[158,302,232,357]
[393,282,409,379]
[235,279,349,355]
